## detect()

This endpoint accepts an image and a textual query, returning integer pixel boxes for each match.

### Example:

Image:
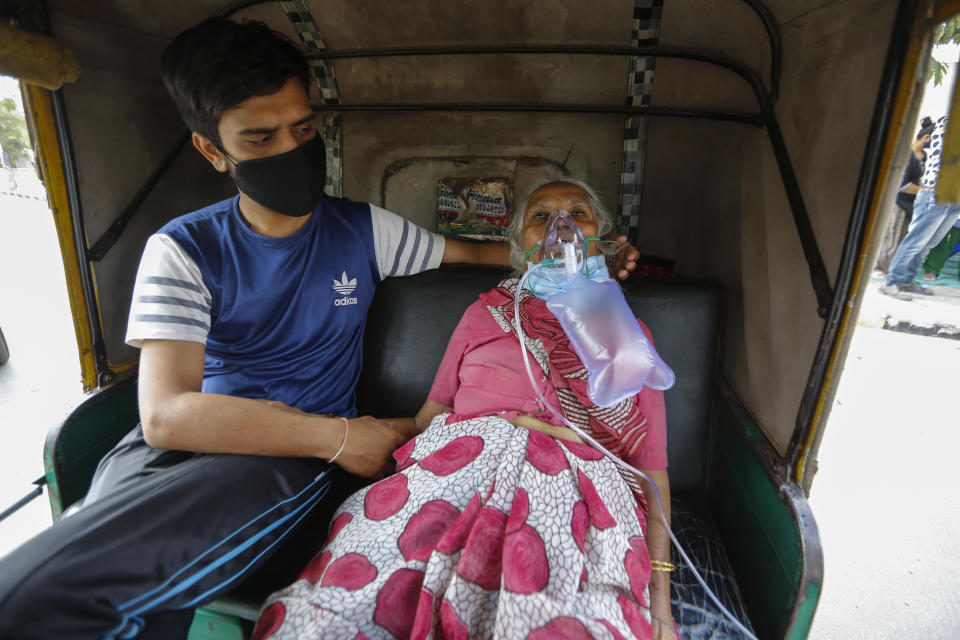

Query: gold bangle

[650,560,676,572]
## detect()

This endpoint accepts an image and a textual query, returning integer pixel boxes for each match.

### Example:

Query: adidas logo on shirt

[332,271,359,306]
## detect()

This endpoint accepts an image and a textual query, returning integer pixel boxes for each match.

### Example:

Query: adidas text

[334,297,359,306]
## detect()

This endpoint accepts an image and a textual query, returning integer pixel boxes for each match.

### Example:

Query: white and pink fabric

[253,415,654,640]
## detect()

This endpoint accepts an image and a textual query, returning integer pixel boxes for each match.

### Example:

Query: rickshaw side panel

[636,0,900,460]
[708,383,823,640]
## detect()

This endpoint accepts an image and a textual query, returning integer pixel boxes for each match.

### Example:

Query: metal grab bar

[0,476,47,523]
[305,44,772,108]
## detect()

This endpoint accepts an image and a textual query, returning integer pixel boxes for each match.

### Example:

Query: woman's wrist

[648,571,672,612]
[651,614,677,639]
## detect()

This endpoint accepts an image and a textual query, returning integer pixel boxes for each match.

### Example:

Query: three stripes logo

[332,271,359,306]
[332,271,357,295]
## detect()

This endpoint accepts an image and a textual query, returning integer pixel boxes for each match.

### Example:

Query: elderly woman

[252,179,675,640]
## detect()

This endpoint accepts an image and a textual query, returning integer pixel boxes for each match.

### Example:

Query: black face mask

[223,134,327,217]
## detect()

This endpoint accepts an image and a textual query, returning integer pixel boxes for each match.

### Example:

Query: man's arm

[138,339,404,478]
[441,237,511,266]
[442,235,640,279]
[899,182,921,195]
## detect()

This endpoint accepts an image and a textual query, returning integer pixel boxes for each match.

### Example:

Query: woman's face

[521,183,600,264]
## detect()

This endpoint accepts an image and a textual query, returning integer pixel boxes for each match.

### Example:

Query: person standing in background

[881,116,960,300]
[921,217,960,281]
[875,117,935,274]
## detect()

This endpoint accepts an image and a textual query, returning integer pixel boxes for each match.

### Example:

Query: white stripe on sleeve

[370,204,445,280]
[125,234,212,348]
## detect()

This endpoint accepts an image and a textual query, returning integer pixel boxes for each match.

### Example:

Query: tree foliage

[0,96,30,167]
[929,16,960,87]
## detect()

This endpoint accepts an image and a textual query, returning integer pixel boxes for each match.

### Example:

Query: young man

[881,115,960,301]
[0,18,636,639]
[875,119,934,274]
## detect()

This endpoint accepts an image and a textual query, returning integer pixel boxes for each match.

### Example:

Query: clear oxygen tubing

[513,265,759,640]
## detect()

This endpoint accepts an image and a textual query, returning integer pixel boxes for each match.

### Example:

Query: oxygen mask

[540,209,585,276]
[524,210,607,298]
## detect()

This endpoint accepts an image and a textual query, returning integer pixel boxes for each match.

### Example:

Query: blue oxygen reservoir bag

[526,210,675,407]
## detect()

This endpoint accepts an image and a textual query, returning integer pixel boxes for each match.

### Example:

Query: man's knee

[0,543,127,639]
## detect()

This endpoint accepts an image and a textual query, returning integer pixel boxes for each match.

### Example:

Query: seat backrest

[356,266,721,494]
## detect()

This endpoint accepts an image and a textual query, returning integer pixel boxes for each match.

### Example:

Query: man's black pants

[0,426,363,639]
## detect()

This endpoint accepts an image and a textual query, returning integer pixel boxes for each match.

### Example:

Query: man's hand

[381,417,420,440]
[333,415,406,479]
[607,233,639,280]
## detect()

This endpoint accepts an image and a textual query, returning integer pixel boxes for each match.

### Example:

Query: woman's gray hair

[507,177,619,270]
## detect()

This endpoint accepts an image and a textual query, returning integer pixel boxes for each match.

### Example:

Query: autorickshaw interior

[0,0,954,638]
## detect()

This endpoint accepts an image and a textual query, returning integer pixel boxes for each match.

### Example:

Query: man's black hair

[161,17,311,148]
[918,116,936,139]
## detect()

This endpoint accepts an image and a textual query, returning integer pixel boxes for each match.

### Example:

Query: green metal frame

[187,608,251,640]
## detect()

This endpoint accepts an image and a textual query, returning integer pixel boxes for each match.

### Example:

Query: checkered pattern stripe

[321,112,343,197]
[618,0,664,236]
[279,0,340,104]
[279,0,343,196]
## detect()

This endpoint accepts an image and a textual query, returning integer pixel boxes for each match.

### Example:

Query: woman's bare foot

[923,272,937,281]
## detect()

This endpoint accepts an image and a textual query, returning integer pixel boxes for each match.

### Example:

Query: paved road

[0,187,84,558]
[860,271,960,339]
[808,288,960,638]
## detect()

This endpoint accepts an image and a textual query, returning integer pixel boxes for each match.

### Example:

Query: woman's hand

[651,613,678,639]
[380,417,420,440]
[507,415,584,444]
[415,400,451,434]
[649,567,674,638]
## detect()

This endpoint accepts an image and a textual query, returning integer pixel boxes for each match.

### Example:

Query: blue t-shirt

[126,195,444,416]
